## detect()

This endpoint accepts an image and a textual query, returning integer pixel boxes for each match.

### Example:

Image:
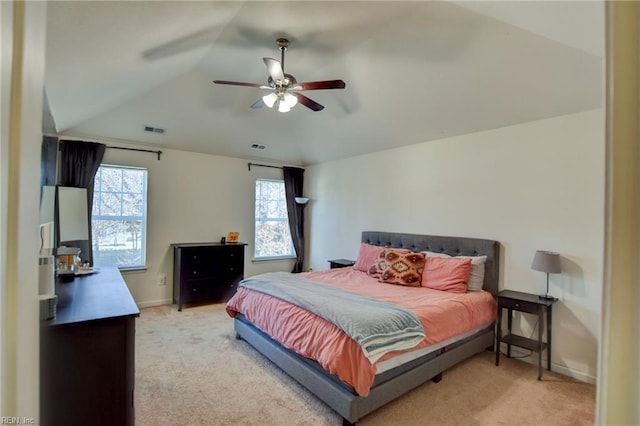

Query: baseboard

[550,362,596,385]
[503,346,596,384]
[137,299,172,309]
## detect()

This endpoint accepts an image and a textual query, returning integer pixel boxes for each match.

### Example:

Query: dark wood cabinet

[172,242,246,311]
[40,266,139,426]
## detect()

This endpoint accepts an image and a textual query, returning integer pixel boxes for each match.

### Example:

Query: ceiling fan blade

[213,80,268,88]
[250,99,265,109]
[294,93,324,112]
[294,80,346,91]
[263,58,285,83]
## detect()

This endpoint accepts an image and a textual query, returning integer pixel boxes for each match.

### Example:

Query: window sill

[252,256,296,263]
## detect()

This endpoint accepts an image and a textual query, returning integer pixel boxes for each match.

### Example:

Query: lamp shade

[531,250,561,273]
[294,197,309,205]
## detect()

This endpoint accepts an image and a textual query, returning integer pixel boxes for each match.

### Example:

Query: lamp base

[539,294,557,302]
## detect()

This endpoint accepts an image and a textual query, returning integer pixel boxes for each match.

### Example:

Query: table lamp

[531,250,561,301]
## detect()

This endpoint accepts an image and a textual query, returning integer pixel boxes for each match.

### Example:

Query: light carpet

[135,303,595,426]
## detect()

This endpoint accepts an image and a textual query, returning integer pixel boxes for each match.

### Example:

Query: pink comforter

[226,267,496,396]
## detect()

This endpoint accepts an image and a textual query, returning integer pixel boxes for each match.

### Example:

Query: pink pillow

[379,251,426,287]
[422,256,472,293]
[368,247,411,278]
[353,243,384,273]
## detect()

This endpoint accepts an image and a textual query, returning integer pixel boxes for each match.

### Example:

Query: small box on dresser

[172,242,247,311]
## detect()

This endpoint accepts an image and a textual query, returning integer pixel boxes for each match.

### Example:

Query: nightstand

[328,259,356,269]
[495,289,557,380]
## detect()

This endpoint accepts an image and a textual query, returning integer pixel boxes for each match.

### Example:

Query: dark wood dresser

[40,266,139,426]
[172,242,247,311]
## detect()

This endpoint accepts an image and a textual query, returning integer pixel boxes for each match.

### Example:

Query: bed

[227,231,500,425]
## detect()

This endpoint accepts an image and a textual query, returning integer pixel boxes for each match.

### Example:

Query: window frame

[91,164,148,270]
[253,178,295,261]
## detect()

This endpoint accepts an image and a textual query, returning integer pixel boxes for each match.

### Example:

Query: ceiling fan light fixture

[262,92,278,108]
[213,38,345,112]
[282,93,298,109]
[278,100,291,113]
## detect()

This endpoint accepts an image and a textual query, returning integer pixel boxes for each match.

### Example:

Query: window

[254,179,295,259]
[91,165,148,269]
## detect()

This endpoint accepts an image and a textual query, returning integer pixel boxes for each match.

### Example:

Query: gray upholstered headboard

[361,231,500,296]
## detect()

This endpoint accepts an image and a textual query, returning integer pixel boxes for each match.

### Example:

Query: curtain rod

[107,146,162,160]
[56,139,163,160]
[247,162,282,171]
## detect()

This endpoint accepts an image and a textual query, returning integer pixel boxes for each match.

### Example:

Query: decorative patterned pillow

[423,251,487,291]
[368,247,411,278]
[353,243,384,273]
[422,256,472,293]
[378,250,426,287]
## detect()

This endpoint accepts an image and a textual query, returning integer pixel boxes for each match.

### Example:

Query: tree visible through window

[254,179,295,259]
[92,165,148,268]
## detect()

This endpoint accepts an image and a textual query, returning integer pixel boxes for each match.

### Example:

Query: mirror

[39,186,56,254]
[39,185,89,252]
[57,187,89,243]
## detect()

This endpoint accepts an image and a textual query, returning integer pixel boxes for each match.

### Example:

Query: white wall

[90,142,295,307]
[0,0,46,420]
[305,109,604,383]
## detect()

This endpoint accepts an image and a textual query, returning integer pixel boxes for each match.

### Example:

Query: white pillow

[422,251,450,258]
[422,251,487,291]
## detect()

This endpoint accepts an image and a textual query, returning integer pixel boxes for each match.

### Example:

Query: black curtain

[59,140,106,265]
[41,136,58,188]
[283,166,305,273]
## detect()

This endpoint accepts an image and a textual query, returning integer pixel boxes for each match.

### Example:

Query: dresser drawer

[499,297,539,314]
[180,246,243,278]
[182,279,218,303]
[182,277,240,303]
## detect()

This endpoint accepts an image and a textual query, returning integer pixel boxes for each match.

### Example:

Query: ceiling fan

[213,38,346,112]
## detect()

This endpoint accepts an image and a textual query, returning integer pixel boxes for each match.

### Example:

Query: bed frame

[234,231,500,425]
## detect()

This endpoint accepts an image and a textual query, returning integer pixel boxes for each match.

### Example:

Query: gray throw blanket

[239,272,425,363]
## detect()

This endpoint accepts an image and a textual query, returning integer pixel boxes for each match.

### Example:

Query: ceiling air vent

[144,125,166,134]
[251,143,266,150]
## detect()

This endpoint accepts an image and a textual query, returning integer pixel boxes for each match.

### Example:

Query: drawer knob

[230,267,234,271]
[515,303,520,308]
[193,271,197,275]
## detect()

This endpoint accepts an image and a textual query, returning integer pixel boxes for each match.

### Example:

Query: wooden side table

[328,259,355,269]
[495,289,557,380]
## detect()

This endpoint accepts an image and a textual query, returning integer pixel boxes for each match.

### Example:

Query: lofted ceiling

[44,1,604,166]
